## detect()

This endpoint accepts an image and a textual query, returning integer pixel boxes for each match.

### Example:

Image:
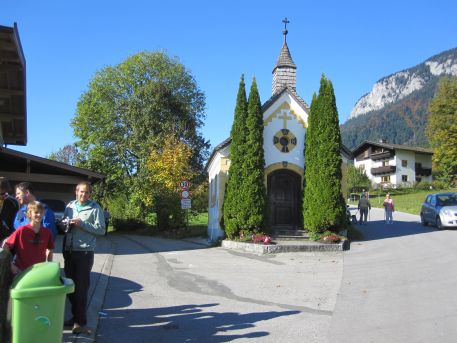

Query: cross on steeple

[282,17,290,43]
[278,112,292,129]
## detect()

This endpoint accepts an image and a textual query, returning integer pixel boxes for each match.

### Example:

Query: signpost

[180,179,192,232]
[179,179,192,229]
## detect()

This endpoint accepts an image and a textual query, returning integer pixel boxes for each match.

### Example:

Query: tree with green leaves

[72,51,209,226]
[242,77,267,230]
[303,75,346,235]
[347,165,371,195]
[223,75,248,239]
[47,144,79,166]
[426,76,457,186]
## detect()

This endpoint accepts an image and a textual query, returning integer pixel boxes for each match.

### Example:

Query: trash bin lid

[10,261,74,299]
[12,261,62,290]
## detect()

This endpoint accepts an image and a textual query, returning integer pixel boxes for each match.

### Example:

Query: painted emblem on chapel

[273,129,297,153]
[273,111,297,153]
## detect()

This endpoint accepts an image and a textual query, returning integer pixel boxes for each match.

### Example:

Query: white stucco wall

[207,145,230,241]
[395,150,416,185]
[263,92,308,170]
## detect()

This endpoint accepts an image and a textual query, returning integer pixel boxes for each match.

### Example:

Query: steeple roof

[273,42,296,71]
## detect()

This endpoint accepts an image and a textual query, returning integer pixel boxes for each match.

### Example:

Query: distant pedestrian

[358,193,371,224]
[383,193,395,224]
[103,208,110,235]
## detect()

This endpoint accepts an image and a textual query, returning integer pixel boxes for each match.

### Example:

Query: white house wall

[395,150,416,185]
[207,146,230,240]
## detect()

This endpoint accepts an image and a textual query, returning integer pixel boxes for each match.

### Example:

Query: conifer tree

[303,75,346,235]
[223,75,248,238]
[242,77,267,230]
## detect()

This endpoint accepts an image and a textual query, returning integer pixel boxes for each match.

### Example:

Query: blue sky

[2,0,457,158]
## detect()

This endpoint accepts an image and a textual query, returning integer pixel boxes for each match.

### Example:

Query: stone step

[272,229,309,239]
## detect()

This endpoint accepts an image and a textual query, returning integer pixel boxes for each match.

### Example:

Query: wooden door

[267,170,301,227]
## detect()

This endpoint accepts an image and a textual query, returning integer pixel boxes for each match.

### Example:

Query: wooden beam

[0,89,24,96]
[0,171,90,185]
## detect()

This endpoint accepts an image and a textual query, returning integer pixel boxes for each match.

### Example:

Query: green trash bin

[10,261,74,343]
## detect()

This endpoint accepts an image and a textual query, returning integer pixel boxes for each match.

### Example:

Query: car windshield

[436,194,457,206]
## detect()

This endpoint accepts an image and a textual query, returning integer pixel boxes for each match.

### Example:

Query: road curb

[221,239,347,254]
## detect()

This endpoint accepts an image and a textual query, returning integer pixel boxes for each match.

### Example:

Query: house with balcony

[352,140,433,188]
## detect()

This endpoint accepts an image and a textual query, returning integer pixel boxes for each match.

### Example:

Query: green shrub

[414,181,433,190]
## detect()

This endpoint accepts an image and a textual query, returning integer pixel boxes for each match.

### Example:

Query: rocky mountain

[341,47,457,149]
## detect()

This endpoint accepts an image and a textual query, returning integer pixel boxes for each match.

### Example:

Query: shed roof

[0,23,26,146]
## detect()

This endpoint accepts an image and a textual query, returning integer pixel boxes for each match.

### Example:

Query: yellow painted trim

[264,162,304,187]
[264,101,307,128]
[221,157,230,172]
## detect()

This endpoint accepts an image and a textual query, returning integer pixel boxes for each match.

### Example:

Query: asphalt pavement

[53,206,457,342]
[329,207,457,342]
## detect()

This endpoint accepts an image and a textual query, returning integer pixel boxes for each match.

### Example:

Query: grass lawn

[349,188,457,216]
[108,212,208,238]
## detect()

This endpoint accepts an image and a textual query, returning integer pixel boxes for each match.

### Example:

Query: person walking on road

[358,192,371,225]
[63,181,105,334]
[383,193,395,224]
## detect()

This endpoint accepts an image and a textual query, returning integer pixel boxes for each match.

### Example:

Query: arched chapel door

[267,169,301,228]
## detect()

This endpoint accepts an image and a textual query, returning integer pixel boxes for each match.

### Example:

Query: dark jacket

[358,197,371,210]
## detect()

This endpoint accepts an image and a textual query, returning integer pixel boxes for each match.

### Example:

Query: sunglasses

[32,233,41,245]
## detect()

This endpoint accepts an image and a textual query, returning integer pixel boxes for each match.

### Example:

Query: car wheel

[420,213,427,226]
[436,216,443,230]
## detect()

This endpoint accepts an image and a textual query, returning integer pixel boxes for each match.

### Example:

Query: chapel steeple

[272,17,297,95]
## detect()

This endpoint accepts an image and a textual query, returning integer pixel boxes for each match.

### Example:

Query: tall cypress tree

[223,75,248,239]
[303,75,346,234]
[242,77,267,230]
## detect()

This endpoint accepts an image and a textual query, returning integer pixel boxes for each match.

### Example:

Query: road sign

[181,190,191,199]
[181,198,192,209]
[180,180,191,190]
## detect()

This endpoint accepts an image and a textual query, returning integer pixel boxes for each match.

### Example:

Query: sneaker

[72,323,83,334]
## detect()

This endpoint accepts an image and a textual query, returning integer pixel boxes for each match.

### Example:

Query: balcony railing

[370,151,392,161]
[371,165,396,175]
[416,167,432,176]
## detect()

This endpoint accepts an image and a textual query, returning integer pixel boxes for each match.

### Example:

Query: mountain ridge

[341,47,457,149]
[348,47,457,119]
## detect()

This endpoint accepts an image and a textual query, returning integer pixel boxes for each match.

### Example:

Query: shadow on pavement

[96,275,299,342]
[98,303,299,342]
[352,219,436,241]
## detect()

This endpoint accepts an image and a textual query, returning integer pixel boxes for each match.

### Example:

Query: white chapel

[205,22,352,241]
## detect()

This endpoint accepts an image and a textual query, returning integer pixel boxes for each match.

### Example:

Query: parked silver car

[420,192,457,229]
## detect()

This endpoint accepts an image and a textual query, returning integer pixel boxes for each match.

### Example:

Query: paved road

[56,207,457,342]
[329,207,457,342]
[95,236,343,343]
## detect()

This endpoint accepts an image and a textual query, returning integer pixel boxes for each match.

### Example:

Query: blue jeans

[385,210,393,223]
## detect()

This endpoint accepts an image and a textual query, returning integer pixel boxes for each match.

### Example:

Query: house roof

[0,23,26,146]
[0,146,104,184]
[351,140,434,156]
